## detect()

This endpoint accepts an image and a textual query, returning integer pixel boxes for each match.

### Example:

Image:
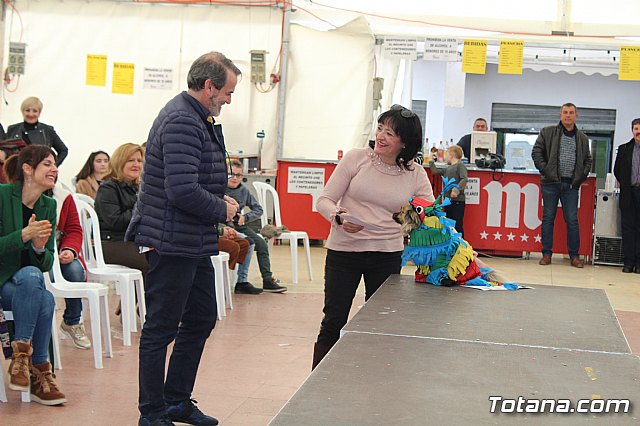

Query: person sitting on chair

[0,145,67,405]
[75,150,110,199]
[95,143,148,317]
[226,160,287,294]
[51,182,92,350]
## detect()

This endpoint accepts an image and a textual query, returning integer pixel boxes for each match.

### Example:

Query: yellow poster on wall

[112,62,135,94]
[86,54,107,86]
[498,40,524,74]
[462,40,487,74]
[619,46,640,81]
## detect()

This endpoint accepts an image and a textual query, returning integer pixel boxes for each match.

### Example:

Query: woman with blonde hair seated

[94,143,148,290]
[0,145,66,405]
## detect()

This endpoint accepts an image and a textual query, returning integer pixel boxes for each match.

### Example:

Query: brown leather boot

[312,342,332,370]
[8,341,32,392]
[30,362,67,406]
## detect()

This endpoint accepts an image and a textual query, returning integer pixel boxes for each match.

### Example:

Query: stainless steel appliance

[592,190,623,266]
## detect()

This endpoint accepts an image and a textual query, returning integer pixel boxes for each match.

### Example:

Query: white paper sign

[288,167,326,212]
[464,177,480,205]
[424,38,459,61]
[383,37,417,59]
[143,67,174,90]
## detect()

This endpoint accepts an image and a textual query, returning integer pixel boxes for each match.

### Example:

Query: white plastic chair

[74,193,95,208]
[252,181,313,284]
[0,310,62,403]
[74,198,146,347]
[210,252,232,320]
[46,241,113,370]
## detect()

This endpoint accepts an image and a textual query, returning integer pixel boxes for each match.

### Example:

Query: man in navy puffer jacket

[126,52,241,426]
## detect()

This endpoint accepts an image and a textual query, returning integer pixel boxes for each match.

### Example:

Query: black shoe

[622,265,634,273]
[138,415,175,426]
[167,399,218,425]
[234,281,263,294]
[635,266,640,274]
[263,278,287,293]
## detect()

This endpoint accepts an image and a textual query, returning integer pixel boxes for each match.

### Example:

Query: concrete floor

[1,244,639,425]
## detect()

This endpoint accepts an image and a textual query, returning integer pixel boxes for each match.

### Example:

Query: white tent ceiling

[291,0,640,38]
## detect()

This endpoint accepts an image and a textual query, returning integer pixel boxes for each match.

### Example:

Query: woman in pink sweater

[312,105,435,369]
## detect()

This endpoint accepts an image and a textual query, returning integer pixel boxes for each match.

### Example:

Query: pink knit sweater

[316,147,434,252]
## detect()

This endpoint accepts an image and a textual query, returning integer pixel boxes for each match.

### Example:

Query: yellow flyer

[619,46,640,81]
[462,40,487,74]
[112,62,135,94]
[86,54,107,86]
[498,40,524,74]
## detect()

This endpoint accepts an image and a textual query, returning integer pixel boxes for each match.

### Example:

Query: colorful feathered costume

[400,177,518,290]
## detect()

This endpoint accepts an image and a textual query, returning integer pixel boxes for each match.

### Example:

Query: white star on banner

[520,234,529,242]
[493,232,502,240]
[534,234,542,243]
[480,231,488,239]
[507,233,515,241]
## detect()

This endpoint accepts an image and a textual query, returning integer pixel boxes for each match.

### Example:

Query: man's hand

[224,195,240,222]
[22,214,52,249]
[451,188,460,198]
[237,214,246,226]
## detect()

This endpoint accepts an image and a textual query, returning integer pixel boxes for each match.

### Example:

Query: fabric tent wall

[283,17,374,160]
[2,1,282,183]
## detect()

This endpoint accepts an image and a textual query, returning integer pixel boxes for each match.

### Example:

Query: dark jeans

[138,251,217,419]
[234,225,272,284]
[316,250,402,349]
[445,201,465,236]
[541,180,580,258]
[621,187,640,267]
[60,259,86,325]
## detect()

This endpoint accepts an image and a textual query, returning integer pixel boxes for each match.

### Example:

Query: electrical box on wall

[8,42,26,75]
[250,50,267,83]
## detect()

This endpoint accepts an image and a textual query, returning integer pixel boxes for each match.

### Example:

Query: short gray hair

[187,51,241,91]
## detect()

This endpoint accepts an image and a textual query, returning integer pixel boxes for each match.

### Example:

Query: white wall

[413,62,640,149]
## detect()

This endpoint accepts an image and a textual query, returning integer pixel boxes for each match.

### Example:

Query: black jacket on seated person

[95,179,139,241]
[6,121,68,165]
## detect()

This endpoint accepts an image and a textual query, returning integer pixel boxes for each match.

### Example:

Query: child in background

[226,160,287,294]
[429,145,468,236]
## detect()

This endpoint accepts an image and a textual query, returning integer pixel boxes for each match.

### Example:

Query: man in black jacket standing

[613,118,640,274]
[127,52,241,426]
[532,103,592,268]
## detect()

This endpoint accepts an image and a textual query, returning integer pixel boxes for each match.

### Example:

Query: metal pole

[275,2,291,160]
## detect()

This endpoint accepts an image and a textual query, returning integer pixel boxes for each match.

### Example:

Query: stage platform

[271,276,639,425]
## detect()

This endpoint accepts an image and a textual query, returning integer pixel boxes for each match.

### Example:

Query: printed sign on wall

[86,54,107,86]
[288,167,326,212]
[462,40,487,74]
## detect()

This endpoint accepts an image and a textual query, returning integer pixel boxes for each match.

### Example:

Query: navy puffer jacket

[125,92,228,257]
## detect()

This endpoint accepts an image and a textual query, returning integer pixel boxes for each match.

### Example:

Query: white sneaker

[60,322,91,350]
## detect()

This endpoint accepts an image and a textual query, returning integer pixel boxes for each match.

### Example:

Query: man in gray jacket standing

[532,103,592,268]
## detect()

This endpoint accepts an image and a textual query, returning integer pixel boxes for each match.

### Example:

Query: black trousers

[316,249,402,348]
[445,201,466,237]
[621,187,640,267]
[138,251,217,419]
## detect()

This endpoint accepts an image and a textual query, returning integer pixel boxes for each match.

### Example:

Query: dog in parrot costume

[392,177,518,290]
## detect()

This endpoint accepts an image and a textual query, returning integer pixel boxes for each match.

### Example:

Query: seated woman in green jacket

[0,145,66,405]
